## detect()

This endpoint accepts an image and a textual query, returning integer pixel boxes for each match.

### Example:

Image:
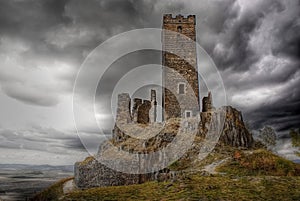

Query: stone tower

[162,14,200,120]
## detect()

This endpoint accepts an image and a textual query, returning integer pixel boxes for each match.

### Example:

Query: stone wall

[132,98,142,123]
[116,90,157,125]
[116,93,132,124]
[113,90,157,141]
[74,158,141,188]
[150,89,157,123]
[137,100,151,124]
[74,156,180,188]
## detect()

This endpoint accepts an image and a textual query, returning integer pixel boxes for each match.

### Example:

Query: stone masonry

[162,14,200,120]
[112,90,157,142]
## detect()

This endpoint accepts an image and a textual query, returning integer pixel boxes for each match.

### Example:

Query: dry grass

[31,177,73,201]
[61,174,300,201]
[216,149,300,176]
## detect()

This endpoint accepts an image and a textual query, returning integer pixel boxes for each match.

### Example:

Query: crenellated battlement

[163,14,196,24]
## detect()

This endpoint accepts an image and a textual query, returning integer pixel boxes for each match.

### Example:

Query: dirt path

[63,179,76,194]
[202,158,229,174]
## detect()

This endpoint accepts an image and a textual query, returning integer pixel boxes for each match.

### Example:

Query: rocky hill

[31,94,300,201]
[74,105,253,188]
[33,147,300,201]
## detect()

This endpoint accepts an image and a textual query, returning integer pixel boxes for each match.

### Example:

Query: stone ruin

[74,14,254,189]
[74,90,254,188]
[112,90,157,143]
[116,89,157,125]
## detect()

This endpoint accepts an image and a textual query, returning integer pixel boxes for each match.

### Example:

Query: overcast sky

[0,0,299,165]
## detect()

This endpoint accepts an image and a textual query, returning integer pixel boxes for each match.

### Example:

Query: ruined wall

[74,156,180,189]
[137,100,151,124]
[116,93,132,124]
[162,14,200,120]
[113,93,132,142]
[74,158,143,188]
[117,90,157,125]
[202,92,213,112]
[113,90,157,141]
[150,89,157,123]
[132,98,142,123]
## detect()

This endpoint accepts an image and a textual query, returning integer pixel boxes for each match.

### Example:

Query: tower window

[177,26,182,33]
[178,83,185,94]
[185,110,192,118]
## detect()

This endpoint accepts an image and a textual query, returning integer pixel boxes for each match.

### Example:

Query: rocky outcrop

[74,156,143,188]
[75,106,253,188]
[219,106,253,148]
[200,106,253,148]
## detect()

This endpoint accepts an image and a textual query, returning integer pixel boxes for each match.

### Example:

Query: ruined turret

[150,89,157,123]
[116,93,132,124]
[202,91,213,112]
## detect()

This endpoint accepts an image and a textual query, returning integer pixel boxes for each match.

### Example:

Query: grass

[32,148,300,201]
[31,177,73,201]
[216,149,300,176]
[78,156,95,166]
[60,174,300,201]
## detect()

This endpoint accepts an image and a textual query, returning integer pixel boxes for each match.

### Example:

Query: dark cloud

[0,0,299,164]
[211,0,286,71]
[0,126,86,152]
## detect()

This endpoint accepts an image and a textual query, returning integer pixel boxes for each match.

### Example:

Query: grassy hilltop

[33,147,300,201]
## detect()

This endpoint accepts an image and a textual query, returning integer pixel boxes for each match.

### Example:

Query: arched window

[177,26,182,33]
[178,83,185,94]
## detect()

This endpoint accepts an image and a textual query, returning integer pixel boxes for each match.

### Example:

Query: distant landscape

[0,164,73,201]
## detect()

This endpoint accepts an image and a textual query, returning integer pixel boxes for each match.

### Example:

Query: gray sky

[0,0,299,165]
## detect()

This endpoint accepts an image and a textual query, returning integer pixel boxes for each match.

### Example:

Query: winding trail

[202,158,230,174]
[63,179,76,194]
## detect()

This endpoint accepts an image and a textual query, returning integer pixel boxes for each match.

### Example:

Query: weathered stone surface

[150,89,157,123]
[132,98,142,123]
[200,106,253,148]
[137,100,151,124]
[162,14,200,120]
[219,106,253,148]
[74,155,181,188]
[116,93,132,124]
[74,157,141,188]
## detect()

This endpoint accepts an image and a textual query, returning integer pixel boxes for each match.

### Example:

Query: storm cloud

[0,0,299,164]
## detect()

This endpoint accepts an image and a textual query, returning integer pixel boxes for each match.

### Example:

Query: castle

[74,14,253,189]
[113,14,203,126]
[112,14,209,144]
